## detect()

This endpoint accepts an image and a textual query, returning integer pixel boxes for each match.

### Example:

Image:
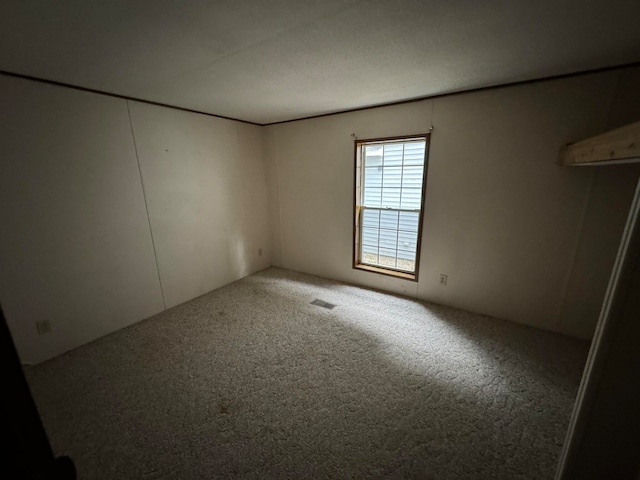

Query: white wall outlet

[36,320,52,335]
[439,274,448,286]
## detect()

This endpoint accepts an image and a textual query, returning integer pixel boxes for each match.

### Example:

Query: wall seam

[414,98,436,300]
[258,127,274,267]
[603,69,624,130]
[269,129,285,267]
[415,99,436,299]
[554,71,623,332]
[126,100,167,310]
[555,169,596,331]
[235,124,249,272]
[235,123,264,275]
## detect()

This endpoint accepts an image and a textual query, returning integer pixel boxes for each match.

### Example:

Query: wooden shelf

[559,120,640,166]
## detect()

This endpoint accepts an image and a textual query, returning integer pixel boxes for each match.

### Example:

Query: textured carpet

[25,268,589,479]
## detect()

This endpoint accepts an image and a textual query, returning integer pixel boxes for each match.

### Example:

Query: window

[353,134,430,281]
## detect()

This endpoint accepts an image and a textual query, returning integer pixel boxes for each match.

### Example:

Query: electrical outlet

[439,274,448,286]
[36,320,52,335]
[258,248,263,257]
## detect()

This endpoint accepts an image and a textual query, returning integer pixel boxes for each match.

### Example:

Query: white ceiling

[1,0,639,124]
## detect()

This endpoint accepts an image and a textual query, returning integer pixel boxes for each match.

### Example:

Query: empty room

[2,1,640,479]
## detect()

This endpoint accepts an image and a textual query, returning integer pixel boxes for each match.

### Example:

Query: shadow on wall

[25,267,588,480]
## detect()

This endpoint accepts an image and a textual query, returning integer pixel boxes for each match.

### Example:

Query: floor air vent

[310,299,336,309]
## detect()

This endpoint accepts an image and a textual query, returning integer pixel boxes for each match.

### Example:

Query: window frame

[352,133,431,282]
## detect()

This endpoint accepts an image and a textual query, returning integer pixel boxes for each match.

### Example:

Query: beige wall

[265,68,640,339]
[555,67,640,338]
[0,77,164,363]
[1,66,637,363]
[128,102,270,308]
[0,77,270,363]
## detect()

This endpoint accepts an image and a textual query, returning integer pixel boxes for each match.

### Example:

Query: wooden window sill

[353,263,417,281]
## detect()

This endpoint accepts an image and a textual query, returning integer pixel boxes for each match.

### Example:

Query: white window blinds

[359,139,426,272]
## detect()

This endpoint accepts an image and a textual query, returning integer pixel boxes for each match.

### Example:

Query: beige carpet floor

[25,267,589,479]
